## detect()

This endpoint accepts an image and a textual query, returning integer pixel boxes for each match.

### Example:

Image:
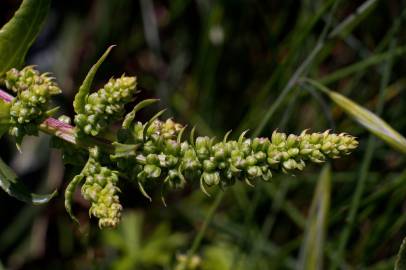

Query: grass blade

[304,79,406,154]
[318,46,406,85]
[328,0,379,39]
[297,164,331,270]
[395,236,406,270]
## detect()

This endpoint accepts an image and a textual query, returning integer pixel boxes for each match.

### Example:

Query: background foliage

[0,0,406,269]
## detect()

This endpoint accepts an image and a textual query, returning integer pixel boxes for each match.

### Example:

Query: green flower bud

[202,171,220,186]
[143,164,161,178]
[195,136,211,160]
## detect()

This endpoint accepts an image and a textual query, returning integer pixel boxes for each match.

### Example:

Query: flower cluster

[0,64,358,229]
[4,67,61,142]
[114,115,358,199]
[74,76,137,136]
[81,147,122,228]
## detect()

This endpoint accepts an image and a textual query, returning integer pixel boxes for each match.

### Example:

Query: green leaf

[0,0,51,75]
[328,0,379,39]
[0,156,57,205]
[73,45,115,114]
[395,236,406,270]
[123,99,159,129]
[318,45,406,85]
[297,164,331,270]
[64,174,84,224]
[305,79,406,154]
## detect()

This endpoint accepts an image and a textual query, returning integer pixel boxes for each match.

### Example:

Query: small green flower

[114,113,358,200]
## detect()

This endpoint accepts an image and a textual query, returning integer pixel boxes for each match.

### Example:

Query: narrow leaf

[64,174,84,224]
[306,79,406,154]
[297,164,331,270]
[143,109,166,141]
[122,99,159,128]
[329,0,379,39]
[318,46,406,85]
[0,0,51,75]
[0,157,57,205]
[73,45,115,114]
[395,236,406,270]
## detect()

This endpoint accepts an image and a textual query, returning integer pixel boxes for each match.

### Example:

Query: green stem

[181,191,225,270]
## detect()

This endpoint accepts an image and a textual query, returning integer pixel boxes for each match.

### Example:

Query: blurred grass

[298,164,331,270]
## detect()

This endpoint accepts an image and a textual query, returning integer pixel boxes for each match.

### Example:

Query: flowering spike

[74,76,137,136]
[0,64,359,229]
[79,147,123,228]
[3,67,61,143]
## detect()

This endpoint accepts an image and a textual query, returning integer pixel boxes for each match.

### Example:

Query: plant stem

[181,191,224,270]
[0,88,113,152]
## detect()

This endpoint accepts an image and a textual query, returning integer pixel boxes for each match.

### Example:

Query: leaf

[318,46,406,85]
[395,236,406,270]
[73,45,115,114]
[64,174,84,224]
[306,79,406,154]
[0,0,51,75]
[297,164,331,270]
[122,99,159,129]
[328,0,379,39]
[0,156,57,205]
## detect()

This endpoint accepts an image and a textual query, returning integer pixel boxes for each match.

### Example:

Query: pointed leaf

[64,174,84,224]
[123,99,159,128]
[395,236,406,270]
[73,45,115,114]
[143,109,166,141]
[306,79,406,154]
[0,156,57,205]
[0,0,51,75]
[298,164,331,270]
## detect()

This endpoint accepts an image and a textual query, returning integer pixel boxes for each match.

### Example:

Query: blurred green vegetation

[1,0,406,269]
